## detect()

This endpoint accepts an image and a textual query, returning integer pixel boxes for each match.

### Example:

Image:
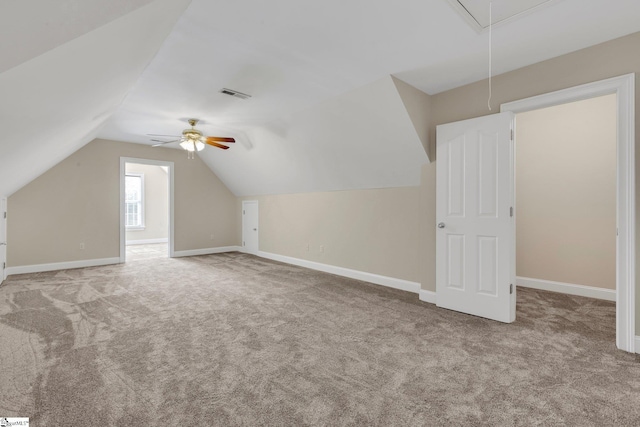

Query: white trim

[126,238,168,245]
[517,276,616,302]
[6,257,120,276]
[635,336,640,354]
[254,250,421,294]
[501,73,635,353]
[1,197,6,283]
[419,289,437,304]
[172,246,241,258]
[120,158,175,263]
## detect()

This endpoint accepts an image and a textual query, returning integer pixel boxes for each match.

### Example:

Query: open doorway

[119,157,175,262]
[502,74,635,352]
[514,94,616,299]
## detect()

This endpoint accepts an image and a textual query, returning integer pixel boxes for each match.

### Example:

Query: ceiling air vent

[219,88,252,100]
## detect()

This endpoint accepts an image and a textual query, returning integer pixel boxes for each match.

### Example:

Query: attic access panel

[447,0,558,31]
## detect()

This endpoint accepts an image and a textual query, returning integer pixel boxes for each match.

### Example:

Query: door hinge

[3,211,5,219]
[510,129,514,141]
[243,241,245,246]
[243,210,245,215]
[2,262,5,269]
[510,207,513,217]
[510,283,513,294]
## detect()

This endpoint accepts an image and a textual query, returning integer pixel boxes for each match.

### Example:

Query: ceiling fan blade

[151,139,180,147]
[147,134,181,138]
[205,140,230,150]
[206,136,235,143]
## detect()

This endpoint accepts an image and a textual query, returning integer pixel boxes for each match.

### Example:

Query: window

[125,173,144,228]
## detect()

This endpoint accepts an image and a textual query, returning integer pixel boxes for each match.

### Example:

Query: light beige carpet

[0,252,638,426]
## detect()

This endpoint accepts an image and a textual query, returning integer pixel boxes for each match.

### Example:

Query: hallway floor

[125,243,168,261]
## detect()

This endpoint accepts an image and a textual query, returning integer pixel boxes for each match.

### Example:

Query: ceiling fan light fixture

[151,118,234,158]
[180,136,205,152]
[180,139,194,151]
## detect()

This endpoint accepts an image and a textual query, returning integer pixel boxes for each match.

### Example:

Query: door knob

[253,228,257,231]
[437,222,445,229]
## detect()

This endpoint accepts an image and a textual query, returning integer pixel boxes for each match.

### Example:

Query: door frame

[0,197,6,283]
[242,200,259,254]
[119,157,175,262]
[501,73,635,353]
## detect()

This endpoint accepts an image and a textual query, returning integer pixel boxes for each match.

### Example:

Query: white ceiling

[197,76,429,196]
[0,0,156,73]
[448,0,557,29]
[2,0,640,197]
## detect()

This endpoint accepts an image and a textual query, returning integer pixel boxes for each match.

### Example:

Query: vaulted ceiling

[2,0,640,197]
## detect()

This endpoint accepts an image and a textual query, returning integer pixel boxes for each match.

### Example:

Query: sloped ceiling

[2,0,640,198]
[0,0,156,73]
[197,76,429,196]
[0,0,191,197]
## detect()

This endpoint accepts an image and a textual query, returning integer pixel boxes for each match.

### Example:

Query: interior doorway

[514,94,617,299]
[502,74,635,352]
[120,158,175,262]
[435,74,635,352]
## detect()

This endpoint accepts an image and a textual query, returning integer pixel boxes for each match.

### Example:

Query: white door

[242,201,259,254]
[436,112,515,323]
[0,198,7,284]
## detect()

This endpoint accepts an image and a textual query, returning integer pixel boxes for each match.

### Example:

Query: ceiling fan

[148,118,235,159]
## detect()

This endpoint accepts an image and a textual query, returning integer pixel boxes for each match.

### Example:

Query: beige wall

[7,139,238,266]
[392,76,432,157]
[125,163,169,242]
[237,161,436,287]
[239,183,423,283]
[515,94,617,289]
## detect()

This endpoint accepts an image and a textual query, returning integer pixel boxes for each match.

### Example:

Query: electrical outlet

[210,233,215,240]
[79,243,85,250]
[306,243,310,251]
[319,245,324,253]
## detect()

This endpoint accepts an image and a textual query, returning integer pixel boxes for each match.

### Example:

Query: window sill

[126,226,146,231]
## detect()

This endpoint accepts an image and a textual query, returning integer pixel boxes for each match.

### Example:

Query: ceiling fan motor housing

[182,128,203,140]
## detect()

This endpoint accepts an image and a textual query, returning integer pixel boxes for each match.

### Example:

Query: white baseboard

[634,336,640,354]
[126,238,168,245]
[6,257,121,276]
[517,276,616,301]
[254,250,421,294]
[172,246,241,258]
[419,289,436,304]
